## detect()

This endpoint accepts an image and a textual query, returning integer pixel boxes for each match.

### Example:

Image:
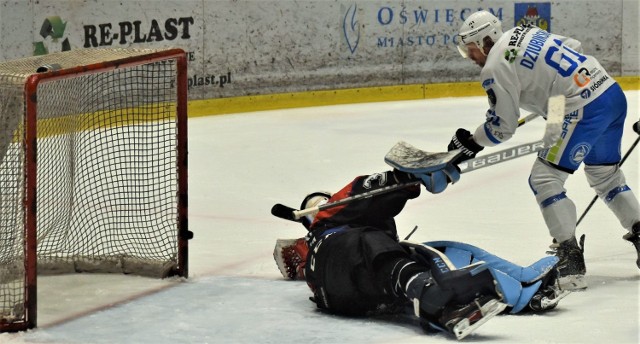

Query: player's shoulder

[500,24,543,48]
[484,39,512,74]
[486,25,547,67]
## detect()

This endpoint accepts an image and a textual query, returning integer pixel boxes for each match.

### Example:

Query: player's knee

[528,160,569,207]
[584,164,628,201]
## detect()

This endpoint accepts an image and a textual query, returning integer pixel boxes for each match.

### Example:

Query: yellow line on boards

[188,76,640,118]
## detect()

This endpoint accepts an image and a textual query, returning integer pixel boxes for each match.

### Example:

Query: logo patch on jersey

[482,78,494,88]
[573,67,591,87]
[570,143,591,166]
[580,89,591,99]
[508,25,531,47]
[362,172,387,189]
[514,3,551,32]
[504,48,518,63]
[590,75,609,92]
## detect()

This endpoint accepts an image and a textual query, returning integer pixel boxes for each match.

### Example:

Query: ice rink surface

[2,92,639,343]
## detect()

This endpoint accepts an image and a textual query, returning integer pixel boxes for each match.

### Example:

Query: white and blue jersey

[474,25,624,171]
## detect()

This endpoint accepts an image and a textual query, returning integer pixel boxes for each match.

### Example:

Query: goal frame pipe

[11,48,190,331]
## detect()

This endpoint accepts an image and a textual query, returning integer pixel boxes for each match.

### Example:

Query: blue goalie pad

[515,281,543,313]
[487,268,522,311]
[423,241,559,313]
[424,241,558,283]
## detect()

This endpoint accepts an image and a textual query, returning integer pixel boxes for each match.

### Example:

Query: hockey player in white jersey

[448,10,640,290]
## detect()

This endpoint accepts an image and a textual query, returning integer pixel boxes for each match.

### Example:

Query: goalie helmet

[456,10,503,58]
[300,191,331,229]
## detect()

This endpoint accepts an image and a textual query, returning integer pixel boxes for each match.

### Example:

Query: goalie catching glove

[447,128,484,165]
[274,238,309,280]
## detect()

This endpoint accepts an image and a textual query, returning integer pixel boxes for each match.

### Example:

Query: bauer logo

[514,3,551,32]
[33,16,71,56]
[459,141,545,172]
[83,17,194,48]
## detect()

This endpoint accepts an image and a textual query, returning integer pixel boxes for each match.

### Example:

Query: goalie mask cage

[0,48,189,331]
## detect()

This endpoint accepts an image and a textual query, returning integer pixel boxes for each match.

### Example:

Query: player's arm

[447,65,521,164]
[471,66,521,148]
[312,170,420,230]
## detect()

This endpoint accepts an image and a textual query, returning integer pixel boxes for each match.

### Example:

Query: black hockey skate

[622,222,640,269]
[434,295,507,340]
[400,242,506,339]
[549,234,587,290]
[527,268,570,311]
[528,284,570,311]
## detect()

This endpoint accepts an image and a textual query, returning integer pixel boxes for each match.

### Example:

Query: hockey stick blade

[271,203,300,222]
[387,114,539,174]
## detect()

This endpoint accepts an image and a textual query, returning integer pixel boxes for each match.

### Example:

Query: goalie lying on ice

[273,168,569,340]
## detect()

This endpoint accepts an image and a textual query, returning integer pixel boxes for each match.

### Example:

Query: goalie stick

[271,113,543,223]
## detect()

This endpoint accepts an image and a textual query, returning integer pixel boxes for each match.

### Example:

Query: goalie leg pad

[424,240,565,313]
[425,240,560,283]
[487,269,522,311]
[400,242,500,304]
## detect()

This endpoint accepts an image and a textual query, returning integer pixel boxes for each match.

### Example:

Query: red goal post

[0,48,190,331]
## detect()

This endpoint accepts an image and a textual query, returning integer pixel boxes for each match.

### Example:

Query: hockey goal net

[0,48,189,331]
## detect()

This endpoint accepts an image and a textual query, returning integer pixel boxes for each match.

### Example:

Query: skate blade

[452,299,507,340]
[558,275,587,291]
[540,289,572,309]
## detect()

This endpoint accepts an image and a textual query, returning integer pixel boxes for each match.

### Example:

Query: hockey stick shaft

[284,139,544,219]
[576,134,640,226]
[517,112,541,127]
[459,113,542,173]
[459,140,544,173]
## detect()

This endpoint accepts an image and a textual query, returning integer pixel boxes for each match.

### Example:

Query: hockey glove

[447,129,484,165]
[415,164,461,194]
[274,238,309,280]
[634,120,640,135]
